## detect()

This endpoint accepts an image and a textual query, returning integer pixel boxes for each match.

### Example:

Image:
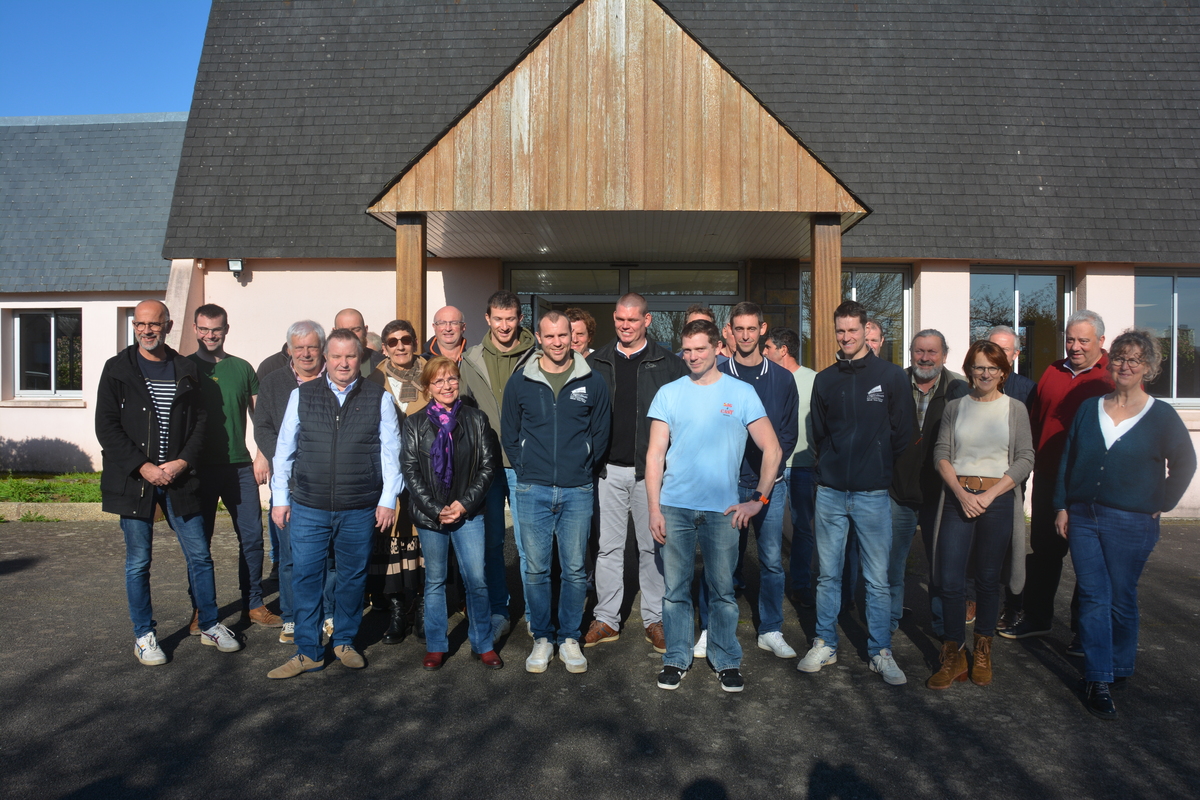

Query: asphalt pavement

[2,515,1198,800]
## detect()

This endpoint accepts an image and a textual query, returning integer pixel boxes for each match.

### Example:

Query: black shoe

[996,618,1051,640]
[1111,676,1129,692]
[718,668,745,693]
[792,587,816,609]
[657,665,687,690]
[412,596,426,643]
[1084,680,1118,720]
[995,607,1023,633]
[1065,634,1084,658]
[382,596,406,645]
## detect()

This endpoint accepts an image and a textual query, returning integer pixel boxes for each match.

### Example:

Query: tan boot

[972,633,994,686]
[926,640,968,690]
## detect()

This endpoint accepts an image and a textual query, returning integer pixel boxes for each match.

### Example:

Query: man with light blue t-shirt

[646,319,782,693]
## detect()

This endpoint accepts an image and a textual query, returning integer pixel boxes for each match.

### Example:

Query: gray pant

[594,465,665,629]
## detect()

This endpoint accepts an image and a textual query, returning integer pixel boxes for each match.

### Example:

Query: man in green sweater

[460,290,537,639]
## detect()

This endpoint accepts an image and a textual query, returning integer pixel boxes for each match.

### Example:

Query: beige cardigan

[930,394,1035,593]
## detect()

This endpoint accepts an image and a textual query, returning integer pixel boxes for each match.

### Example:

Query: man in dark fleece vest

[799,301,914,686]
[266,328,402,679]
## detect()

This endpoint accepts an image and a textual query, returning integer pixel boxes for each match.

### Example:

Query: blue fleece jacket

[719,356,799,488]
[501,352,611,488]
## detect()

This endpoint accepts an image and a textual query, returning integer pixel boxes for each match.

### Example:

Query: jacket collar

[520,350,593,387]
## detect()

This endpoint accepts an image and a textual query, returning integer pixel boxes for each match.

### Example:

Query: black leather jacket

[400,401,499,530]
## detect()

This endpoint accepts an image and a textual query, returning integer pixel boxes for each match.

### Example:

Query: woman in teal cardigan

[1054,329,1196,720]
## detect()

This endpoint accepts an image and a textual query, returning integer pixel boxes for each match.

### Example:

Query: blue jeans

[484,467,526,619]
[515,482,592,644]
[272,500,294,623]
[935,488,1014,643]
[268,512,280,564]
[786,467,816,592]
[196,463,266,610]
[889,498,941,633]
[121,489,217,637]
[1067,502,1160,683]
[419,516,493,654]
[698,481,787,633]
[814,487,894,656]
[288,503,377,661]
[661,505,742,672]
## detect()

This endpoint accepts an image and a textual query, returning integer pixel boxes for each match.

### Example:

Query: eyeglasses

[196,326,227,335]
[430,377,460,389]
[971,365,1002,375]
[1111,356,1144,368]
[133,321,165,332]
[432,320,465,329]
[386,335,415,348]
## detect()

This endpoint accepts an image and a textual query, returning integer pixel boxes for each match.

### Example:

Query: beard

[912,364,941,382]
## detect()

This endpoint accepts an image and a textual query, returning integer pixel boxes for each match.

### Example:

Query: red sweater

[1030,354,1114,474]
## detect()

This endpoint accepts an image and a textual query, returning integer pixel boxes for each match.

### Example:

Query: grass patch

[0,472,102,503]
[19,511,60,522]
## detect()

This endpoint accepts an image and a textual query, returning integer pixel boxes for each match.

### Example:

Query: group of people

[97,293,1194,718]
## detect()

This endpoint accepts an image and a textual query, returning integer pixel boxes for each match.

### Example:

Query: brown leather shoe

[188,608,200,636]
[966,600,977,625]
[247,605,284,628]
[926,640,968,690]
[266,654,323,679]
[972,632,994,686]
[583,620,619,647]
[645,622,667,654]
[333,645,365,669]
[479,650,504,670]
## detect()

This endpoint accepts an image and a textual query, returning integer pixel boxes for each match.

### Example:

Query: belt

[958,475,1001,492]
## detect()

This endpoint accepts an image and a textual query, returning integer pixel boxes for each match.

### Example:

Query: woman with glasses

[400,356,502,669]
[1054,329,1195,719]
[366,319,431,644]
[926,341,1035,690]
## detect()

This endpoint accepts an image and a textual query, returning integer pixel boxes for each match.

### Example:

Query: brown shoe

[247,605,284,627]
[333,645,365,669]
[188,608,200,636]
[583,620,619,647]
[926,640,968,690]
[267,654,324,679]
[972,632,994,686]
[645,622,667,654]
[966,600,977,625]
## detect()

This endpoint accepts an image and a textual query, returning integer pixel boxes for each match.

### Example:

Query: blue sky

[0,1,211,117]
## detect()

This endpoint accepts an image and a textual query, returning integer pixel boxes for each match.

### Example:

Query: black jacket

[587,338,687,479]
[95,345,206,518]
[889,367,969,506]
[811,351,914,493]
[401,402,499,530]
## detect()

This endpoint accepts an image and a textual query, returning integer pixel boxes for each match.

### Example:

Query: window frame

[12,308,84,398]
[800,263,912,369]
[968,266,1074,381]
[1135,269,1200,408]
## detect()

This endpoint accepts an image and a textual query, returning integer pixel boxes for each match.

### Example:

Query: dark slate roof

[1,113,187,293]
[165,1,1200,264]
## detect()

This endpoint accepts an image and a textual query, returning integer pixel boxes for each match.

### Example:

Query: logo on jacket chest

[569,386,589,404]
[866,385,885,403]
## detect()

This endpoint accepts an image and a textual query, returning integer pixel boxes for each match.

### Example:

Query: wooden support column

[395,215,427,338]
[810,213,843,369]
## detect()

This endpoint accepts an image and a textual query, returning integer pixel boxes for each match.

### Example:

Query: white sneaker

[323,618,334,639]
[278,621,295,644]
[870,647,907,685]
[797,638,837,673]
[200,622,242,653]
[525,637,555,673]
[693,630,708,659]
[134,632,166,666]
[558,638,588,673]
[757,631,798,658]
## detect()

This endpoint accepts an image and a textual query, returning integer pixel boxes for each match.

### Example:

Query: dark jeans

[1024,474,1079,630]
[786,467,816,592]
[936,487,1013,643]
[196,463,266,610]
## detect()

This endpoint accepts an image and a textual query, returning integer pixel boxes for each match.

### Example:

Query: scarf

[381,357,423,406]
[426,399,460,491]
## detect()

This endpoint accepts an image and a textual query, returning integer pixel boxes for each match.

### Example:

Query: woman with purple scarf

[400,356,502,670]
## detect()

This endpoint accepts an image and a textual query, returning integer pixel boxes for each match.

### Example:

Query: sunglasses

[386,335,415,348]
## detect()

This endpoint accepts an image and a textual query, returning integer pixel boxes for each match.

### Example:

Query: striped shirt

[137,352,176,464]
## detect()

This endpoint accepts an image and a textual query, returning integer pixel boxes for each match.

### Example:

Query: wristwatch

[750,490,769,505]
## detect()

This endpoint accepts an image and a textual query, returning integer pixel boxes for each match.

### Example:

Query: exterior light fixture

[228,259,244,273]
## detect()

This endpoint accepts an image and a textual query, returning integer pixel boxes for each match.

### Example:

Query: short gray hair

[286,320,326,351]
[986,325,1017,340]
[1066,309,1105,339]
[911,328,949,354]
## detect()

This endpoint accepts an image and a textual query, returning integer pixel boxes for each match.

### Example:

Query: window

[801,266,910,368]
[1135,273,1200,401]
[970,270,1069,382]
[14,310,83,395]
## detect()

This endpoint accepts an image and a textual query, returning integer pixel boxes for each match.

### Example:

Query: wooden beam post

[810,213,842,369]
[395,215,427,339]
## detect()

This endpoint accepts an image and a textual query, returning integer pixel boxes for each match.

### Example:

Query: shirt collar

[325,375,358,395]
[616,340,648,359]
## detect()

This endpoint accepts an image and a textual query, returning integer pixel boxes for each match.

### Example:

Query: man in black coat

[95,300,241,667]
